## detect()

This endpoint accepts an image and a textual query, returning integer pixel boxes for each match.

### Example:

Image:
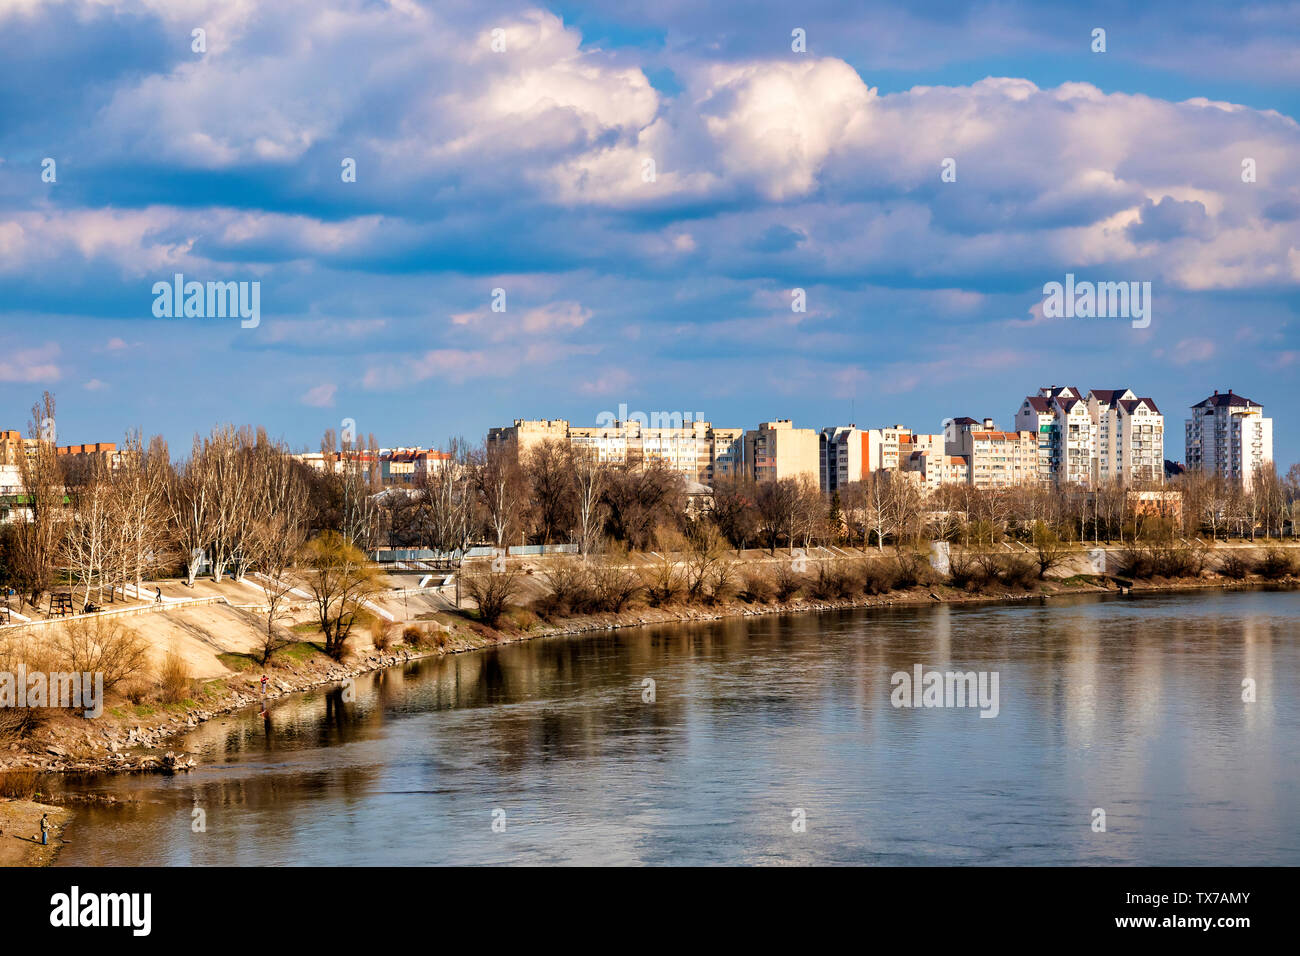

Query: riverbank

[5,568,1298,867]
[3,559,1297,783]
[0,798,69,866]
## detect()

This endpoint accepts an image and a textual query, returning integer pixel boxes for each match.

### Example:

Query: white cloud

[300,383,337,407]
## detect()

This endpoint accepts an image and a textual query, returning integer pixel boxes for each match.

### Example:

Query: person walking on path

[40,814,50,846]
[155,587,163,604]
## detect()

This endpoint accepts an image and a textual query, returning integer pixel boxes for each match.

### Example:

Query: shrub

[401,624,425,647]
[998,555,1038,590]
[947,550,985,591]
[157,650,191,704]
[739,571,775,604]
[641,556,682,607]
[774,564,803,602]
[0,769,40,799]
[892,549,932,590]
[0,708,43,744]
[1116,543,1205,579]
[808,561,853,601]
[461,565,521,628]
[537,557,595,617]
[1115,548,1152,579]
[1217,552,1251,580]
[1256,548,1297,580]
[857,558,899,595]
[589,552,641,613]
[373,622,396,651]
[54,616,150,694]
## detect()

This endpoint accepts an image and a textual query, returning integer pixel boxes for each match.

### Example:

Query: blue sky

[1,0,1297,465]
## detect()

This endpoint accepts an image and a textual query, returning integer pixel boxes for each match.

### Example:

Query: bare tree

[472,441,529,550]
[709,476,758,551]
[108,432,170,600]
[247,443,310,663]
[166,435,218,586]
[61,458,115,610]
[460,561,521,627]
[754,477,799,553]
[13,392,64,608]
[569,447,607,558]
[524,439,575,545]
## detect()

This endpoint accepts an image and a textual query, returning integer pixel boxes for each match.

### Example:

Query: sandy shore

[0,799,70,866]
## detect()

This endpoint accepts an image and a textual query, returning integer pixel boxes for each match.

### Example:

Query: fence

[371,544,578,563]
[0,594,262,635]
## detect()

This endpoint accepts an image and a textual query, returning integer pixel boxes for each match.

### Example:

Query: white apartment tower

[1185,390,1273,486]
[1014,386,1164,488]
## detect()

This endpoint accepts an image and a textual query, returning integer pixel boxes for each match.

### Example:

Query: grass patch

[291,621,321,634]
[217,652,258,672]
[278,641,323,663]
[1060,575,1101,587]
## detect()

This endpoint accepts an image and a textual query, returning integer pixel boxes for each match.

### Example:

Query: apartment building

[874,425,913,471]
[744,420,820,484]
[819,425,871,493]
[381,448,453,484]
[945,417,1038,488]
[294,447,451,484]
[819,424,923,493]
[901,433,968,493]
[1014,386,1164,488]
[488,418,745,484]
[56,442,122,471]
[1090,390,1163,485]
[0,429,39,467]
[1185,390,1273,486]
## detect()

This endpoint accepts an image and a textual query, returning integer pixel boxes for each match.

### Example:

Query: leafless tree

[709,476,759,551]
[569,447,607,558]
[524,439,575,545]
[61,458,116,610]
[471,440,529,550]
[13,392,64,608]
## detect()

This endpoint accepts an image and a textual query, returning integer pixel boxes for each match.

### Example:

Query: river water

[54,589,1300,866]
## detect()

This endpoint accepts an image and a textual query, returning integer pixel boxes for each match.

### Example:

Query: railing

[0,594,258,634]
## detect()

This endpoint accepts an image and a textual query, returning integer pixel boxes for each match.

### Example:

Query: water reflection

[55,589,1300,866]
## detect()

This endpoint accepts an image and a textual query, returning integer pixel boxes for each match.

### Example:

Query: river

[54,588,1300,865]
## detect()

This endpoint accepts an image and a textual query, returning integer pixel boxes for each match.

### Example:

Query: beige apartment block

[745,420,820,484]
[488,418,744,484]
[0,429,40,467]
[900,433,963,495]
[486,419,571,457]
[945,417,1038,488]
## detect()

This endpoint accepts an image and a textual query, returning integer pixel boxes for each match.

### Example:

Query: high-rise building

[944,417,1038,488]
[1014,386,1164,488]
[901,433,968,493]
[744,420,820,484]
[819,425,872,493]
[1185,390,1273,485]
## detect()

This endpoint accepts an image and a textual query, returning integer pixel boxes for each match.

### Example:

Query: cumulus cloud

[0,0,1297,460]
